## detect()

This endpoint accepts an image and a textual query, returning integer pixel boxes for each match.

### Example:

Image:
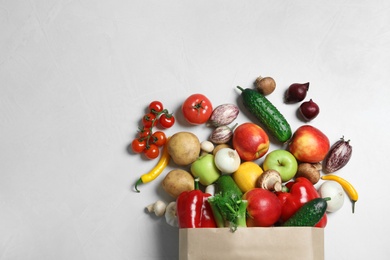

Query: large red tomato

[182,94,213,125]
[243,188,282,227]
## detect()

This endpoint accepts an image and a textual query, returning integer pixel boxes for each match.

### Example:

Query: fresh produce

[284,82,309,103]
[134,76,357,233]
[295,162,322,184]
[256,169,282,192]
[162,169,195,198]
[205,184,215,196]
[146,200,167,217]
[182,93,213,125]
[323,137,352,173]
[237,86,292,143]
[214,148,241,174]
[232,161,263,193]
[276,177,327,227]
[282,197,330,227]
[299,99,320,121]
[263,149,298,182]
[289,125,330,163]
[167,132,200,166]
[208,175,247,231]
[212,143,231,156]
[165,201,178,227]
[321,175,358,213]
[132,101,175,159]
[190,154,221,186]
[135,141,170,192]
[208,104,239,127]
[232,122,270,161]
[254,76,276,96]
[176,178,216,228]
[244,188,282,227]
[318,181,345,212]
[200,140,214,154]
[158,114,176,128]
[144,143,160,159]
[209,124,237,144]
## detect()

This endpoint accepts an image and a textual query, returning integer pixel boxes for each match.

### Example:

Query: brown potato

[167,132,200,166]
[162,169,194,198]
[212,144,231,156]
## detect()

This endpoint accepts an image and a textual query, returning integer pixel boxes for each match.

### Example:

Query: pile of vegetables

[132,75,358,231]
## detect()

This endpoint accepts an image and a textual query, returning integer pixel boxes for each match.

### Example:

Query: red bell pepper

[176,178,216,228]
[276,177,327,228]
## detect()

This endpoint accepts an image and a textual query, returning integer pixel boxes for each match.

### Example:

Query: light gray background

[1,0,389,259]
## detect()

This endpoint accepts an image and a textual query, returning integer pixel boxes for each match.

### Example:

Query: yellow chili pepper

[135,141,170,193]
[321,174,358,213]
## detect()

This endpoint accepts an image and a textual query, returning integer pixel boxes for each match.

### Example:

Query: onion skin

[323,137,352,173]
[284,82,309,103]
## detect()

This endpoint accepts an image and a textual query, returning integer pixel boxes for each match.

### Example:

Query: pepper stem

[194,177,200,190]
[134,178,143,193]
[352,200,356,214]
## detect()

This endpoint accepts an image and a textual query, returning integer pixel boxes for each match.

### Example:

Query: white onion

[318,180,345,212]
[214,148,241,174]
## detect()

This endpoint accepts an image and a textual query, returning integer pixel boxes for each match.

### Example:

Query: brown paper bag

[179,227,324,260]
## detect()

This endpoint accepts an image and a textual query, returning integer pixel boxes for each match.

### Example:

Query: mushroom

[256,169,282,192]
[146,200,167,217]
[295,163,322,184]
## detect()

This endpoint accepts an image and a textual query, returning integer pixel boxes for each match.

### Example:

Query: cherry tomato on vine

[138,127,151,138]
[151,131,167,147]
[182,94,213,125]
[149,101,164,114]
[144,144,160,159]
[131,138,146,153]
[159,114,175,128]
[142,113,157,128]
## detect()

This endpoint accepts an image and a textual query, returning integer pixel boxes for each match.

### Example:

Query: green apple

[263,150,298,182]
[190,154,221,186]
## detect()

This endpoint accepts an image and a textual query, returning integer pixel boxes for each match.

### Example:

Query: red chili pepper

[176,178,216,228]
[276,177,327,228]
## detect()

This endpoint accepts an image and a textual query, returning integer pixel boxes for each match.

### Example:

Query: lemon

[232,161,263,193]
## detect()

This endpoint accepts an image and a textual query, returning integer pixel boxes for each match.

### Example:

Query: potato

[212,143,231,156]
[167,132,200,166]
[162,169,195,198]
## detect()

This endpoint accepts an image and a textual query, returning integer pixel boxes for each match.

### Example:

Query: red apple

[289,125,330,163]
[232,122,269,161]
[243,188,281,227]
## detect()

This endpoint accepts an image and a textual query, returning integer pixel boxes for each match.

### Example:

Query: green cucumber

[216,175,243,198]
[237,86,292,143]
[283,197,329,227]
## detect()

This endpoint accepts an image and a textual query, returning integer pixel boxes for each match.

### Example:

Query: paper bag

[179,227,324,260]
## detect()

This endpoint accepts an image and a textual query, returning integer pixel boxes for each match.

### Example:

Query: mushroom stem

[257,170,283,192]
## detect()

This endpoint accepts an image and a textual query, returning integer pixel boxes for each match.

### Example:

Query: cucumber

[216,175,243,198]
[237,86,292,143]
[283,197,329,227]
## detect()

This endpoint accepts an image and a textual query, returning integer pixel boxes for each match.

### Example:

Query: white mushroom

[146,200,167,217]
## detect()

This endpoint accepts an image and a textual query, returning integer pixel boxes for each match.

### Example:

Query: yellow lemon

[232,161,263,193]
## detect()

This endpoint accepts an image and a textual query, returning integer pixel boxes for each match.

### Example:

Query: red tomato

[138,127,151,138]
[243,188,282,227]
[182,94,213,125]
[149,101,164,114]
[159,114,175,128]
[131,138,146,153]
[144,144,160,159]
[151,131,167,146]
[142,113,157,128]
